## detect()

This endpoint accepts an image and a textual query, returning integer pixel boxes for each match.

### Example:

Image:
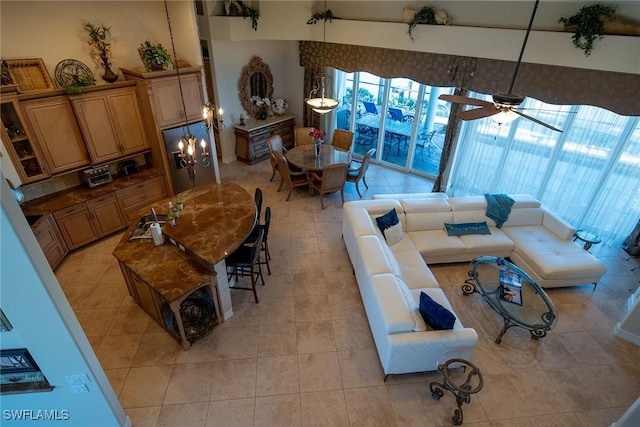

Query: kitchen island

[112,182,256,349]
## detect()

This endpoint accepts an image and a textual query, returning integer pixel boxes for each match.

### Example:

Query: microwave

[81,165,113,188]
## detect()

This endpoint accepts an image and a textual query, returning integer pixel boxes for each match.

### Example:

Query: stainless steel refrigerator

[162,122,217,194]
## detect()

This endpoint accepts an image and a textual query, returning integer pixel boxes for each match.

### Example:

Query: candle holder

[177,134,211,189]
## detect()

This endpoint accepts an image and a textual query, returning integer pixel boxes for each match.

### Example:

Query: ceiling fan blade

[513,110,563,132]
[457,106,500,120]
[439,94,494,108]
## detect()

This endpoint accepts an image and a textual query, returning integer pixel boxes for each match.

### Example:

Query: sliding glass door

[333,69,453,178]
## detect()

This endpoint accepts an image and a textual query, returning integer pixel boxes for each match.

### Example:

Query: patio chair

[388,107,405,121]
[355,124,377,150]
[332,129,354,152]
[346,148,376,197]
[363,101,379,115]
[416,127,445,159]
[309,162,348,209]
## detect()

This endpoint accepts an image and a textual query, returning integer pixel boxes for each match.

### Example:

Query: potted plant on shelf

[83,22,119,83]
[558,3,617,56]
[138,40,173,71]
[239,1,260,31]
[307,9,338,25]
[406,6,437,41]
[65,75,96,95]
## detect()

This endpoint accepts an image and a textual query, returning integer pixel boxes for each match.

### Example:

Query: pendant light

[305,1,339,114]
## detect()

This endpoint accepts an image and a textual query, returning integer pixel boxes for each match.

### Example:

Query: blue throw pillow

[444,222,491,236]
[419,292,456,330]
[376,209,399,232]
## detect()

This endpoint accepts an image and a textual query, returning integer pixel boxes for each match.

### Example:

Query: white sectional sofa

[342,193,607,377]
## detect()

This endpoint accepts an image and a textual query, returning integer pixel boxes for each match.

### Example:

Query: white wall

[0,1,200,85]
[0,173,129,427]
[209,39,304,163]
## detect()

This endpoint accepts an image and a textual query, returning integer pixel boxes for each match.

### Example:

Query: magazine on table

[499,269,523,305]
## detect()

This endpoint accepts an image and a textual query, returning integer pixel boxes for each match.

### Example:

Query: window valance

[299,41,640,116]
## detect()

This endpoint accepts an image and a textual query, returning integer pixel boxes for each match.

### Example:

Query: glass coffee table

[463,256,557,344]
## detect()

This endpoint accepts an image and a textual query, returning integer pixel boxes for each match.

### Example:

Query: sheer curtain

[449,93,640,246]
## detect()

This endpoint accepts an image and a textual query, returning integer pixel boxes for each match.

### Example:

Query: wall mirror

[238,56,273,119]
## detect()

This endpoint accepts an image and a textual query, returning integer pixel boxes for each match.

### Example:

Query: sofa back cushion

[401,198,453,232]
[344,200,404,234]
[356,235,396,276]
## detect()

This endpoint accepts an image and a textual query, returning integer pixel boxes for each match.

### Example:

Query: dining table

[285,144,351,171]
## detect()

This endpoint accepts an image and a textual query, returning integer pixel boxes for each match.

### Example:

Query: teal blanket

[485,194,515,228]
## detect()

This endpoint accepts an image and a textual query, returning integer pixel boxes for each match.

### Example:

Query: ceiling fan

[439,0,562,132]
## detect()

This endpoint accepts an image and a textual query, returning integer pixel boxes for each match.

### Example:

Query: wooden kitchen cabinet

[0,95,50,183]
[115,175,167,223]
[32,214,68,270]
[121,67,204,129]
[53,192,126,250]
[234,115,295,164]
[20,96,90,174]
[71,86,149,164]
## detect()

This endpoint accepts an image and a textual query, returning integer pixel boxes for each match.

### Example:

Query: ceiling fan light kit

[439,0,562,133]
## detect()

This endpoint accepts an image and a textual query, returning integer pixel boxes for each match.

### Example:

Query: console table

[234,114,294,164]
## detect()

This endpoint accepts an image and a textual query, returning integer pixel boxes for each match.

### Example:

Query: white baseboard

[614,324,640,346]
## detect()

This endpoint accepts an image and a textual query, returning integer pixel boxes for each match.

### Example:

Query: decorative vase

[314,140,322,157]
[101,62,119,83]
[256,108,268,120]
[272,98,288,116]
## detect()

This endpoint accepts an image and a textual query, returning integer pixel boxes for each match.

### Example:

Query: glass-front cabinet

[1,96,49,183]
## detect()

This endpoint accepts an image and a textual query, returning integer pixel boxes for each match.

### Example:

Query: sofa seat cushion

[408,230,467,258]
[504,226,607,280]
[370,274,416,334]
[392,249,439,289]
[460,228,515,254]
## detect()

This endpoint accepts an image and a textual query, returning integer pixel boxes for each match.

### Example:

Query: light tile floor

[55,160,640,426]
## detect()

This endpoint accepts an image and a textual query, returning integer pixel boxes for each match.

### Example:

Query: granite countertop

[21,169,164,215]
[112,182,257,303]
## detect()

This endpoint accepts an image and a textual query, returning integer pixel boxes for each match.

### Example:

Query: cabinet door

[72,88,149,164]
[72,95,121,163]
[1,97,50,183]
[151,75,203,128]
[32,214,68,270]
[108,89,149,155]
[21,96,90,174]
[87,193,126,237]
[53,204,97,250]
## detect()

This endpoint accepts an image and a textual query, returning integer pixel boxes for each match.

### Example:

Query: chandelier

[305,0,339,115]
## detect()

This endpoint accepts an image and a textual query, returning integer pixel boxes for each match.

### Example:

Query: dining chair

[309,162,348,209]
[294,127,314,146]
[244,206,272,275]
[226,228,265,303]
[346,148,376,198]
[274,151,310,201]
[254,187,263,224]
[266,135,287,181]
[332,129,354,152]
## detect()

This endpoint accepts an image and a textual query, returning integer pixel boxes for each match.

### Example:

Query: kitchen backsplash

[21,155,147,202]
